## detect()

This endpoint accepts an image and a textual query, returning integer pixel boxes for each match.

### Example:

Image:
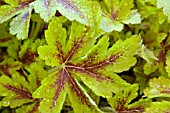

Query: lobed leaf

[100,0,141,32]
[35,17,141,112]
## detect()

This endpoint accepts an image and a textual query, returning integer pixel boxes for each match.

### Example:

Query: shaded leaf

[166,55,170,77]
[108,84,150,112]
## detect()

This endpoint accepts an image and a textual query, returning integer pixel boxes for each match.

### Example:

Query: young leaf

[100,0,141,32]
[33,17,141,112]
[157,0,170,20]
[137,44,158,63]
[144,76,170,98]
[108,84,150,112]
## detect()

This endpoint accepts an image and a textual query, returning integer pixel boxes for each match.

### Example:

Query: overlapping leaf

[33,17,141,112]
[144,76,170,98]
[157,0,170,21]
[0,0,103,39]
[99,0,141,32]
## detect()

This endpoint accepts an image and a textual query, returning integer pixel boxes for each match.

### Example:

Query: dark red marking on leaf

[83,52,122,70]
[116,92,131,111]
[17,69,29,83]
[66,64,112,82]
[153,33,170,65]
[2,84,33,99]
[20,49,38,65]
[21,9,29,20]
[55,11,62,17]
[118,107,145,113]
[0,65,12,78]
[29,100,41,113]
[56,41,65,63]
[36,77,41,87]
[64,27,90,62]
[115,92,145,113]
[161,88,170,94]
[65,52,122,82]
[56,0,85,18]
[7,0,33,16]
[52,69,68,107]
[111,7,118,19]
[0,37,12,42]
[66,69,93,108]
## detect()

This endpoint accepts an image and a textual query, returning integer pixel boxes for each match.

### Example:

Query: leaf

[0,62,47,112]
[34,17,141,112]
[0,0,33,39]
[0,58,22,78]
[144,76,170,98]
[145,101,170,113]
[137,44,158,63]
[55,0,102,26]
[32,0,57,22]
[157,0,170,20]
[166,55,170,77]
[108,84,150,112]
[99,0,141,32]
[9,6,32,40]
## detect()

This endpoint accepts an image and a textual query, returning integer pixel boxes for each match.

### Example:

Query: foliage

[0,0,170,113]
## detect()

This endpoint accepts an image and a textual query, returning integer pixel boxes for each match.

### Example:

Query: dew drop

[2,101,10,106]
[88,82,93,85]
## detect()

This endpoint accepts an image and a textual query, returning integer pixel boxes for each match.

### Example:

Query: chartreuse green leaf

[34,17,141,112]
[145,101,170,113]
[157,0,170,21]
[144,76,170,98]
[0,62,47,112]
[100,0,141,32]
[137,44,158,63]
[108,84,151,112]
